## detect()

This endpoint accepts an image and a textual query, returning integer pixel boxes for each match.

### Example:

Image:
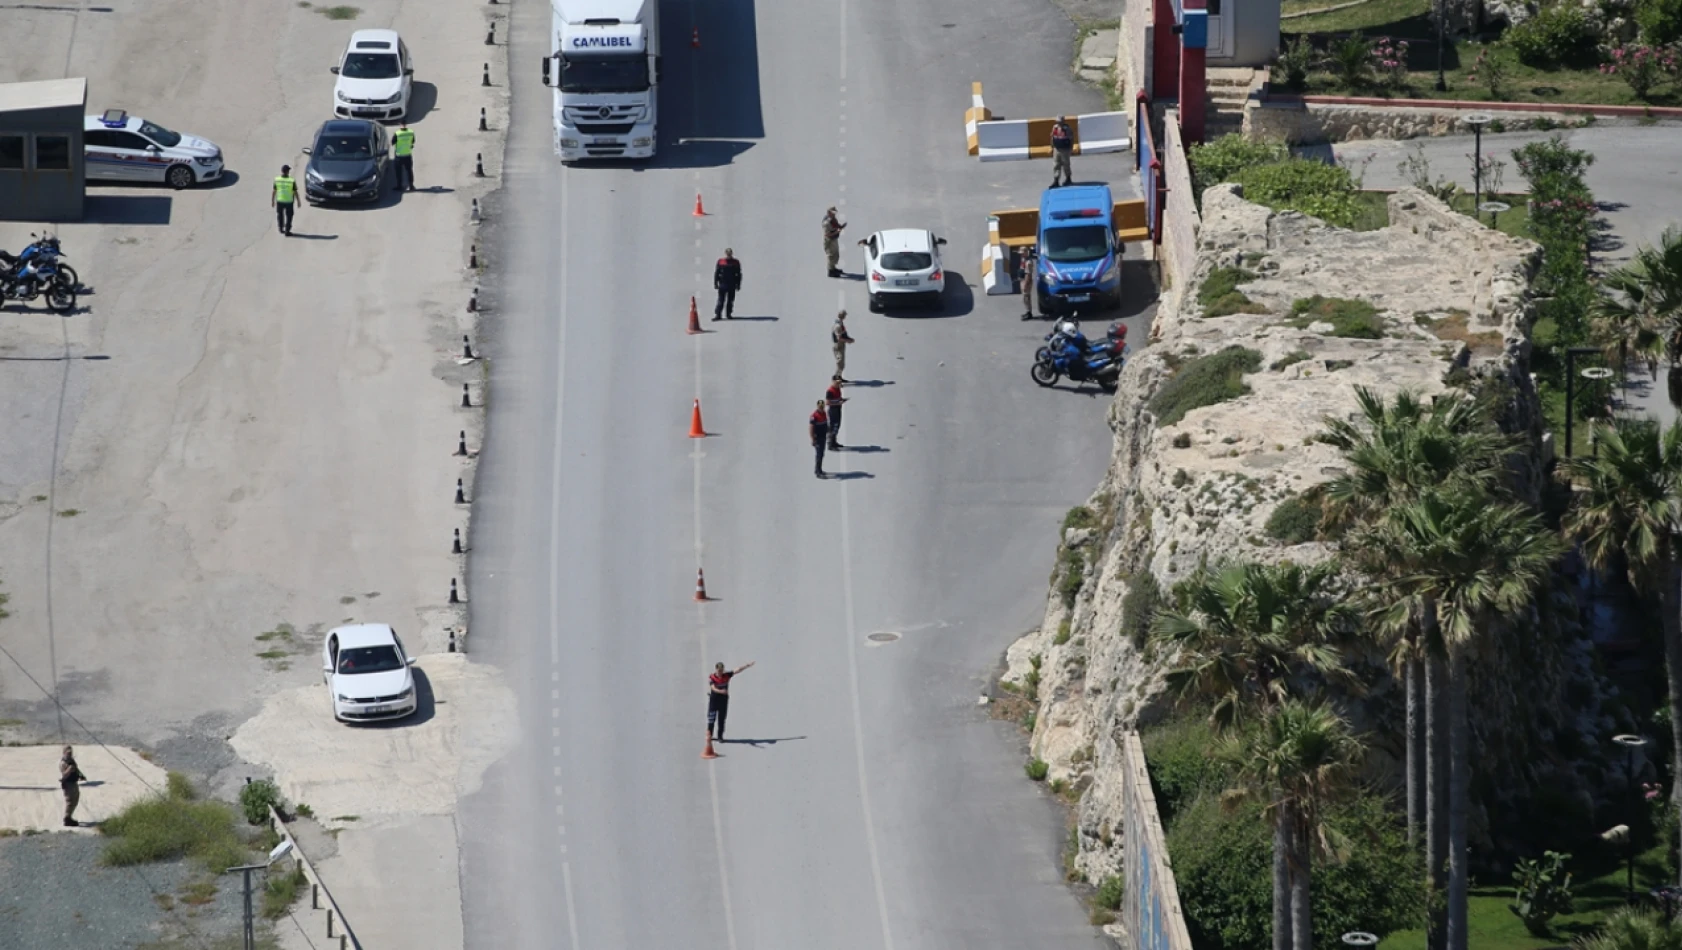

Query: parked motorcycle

[0,246,76,313]
[1036,319,1128,362]
[15,235,77,292]
[1031,334,1125,392]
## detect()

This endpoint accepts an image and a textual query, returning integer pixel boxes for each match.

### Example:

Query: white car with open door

[322,623,418,723]
[862,228,947,312]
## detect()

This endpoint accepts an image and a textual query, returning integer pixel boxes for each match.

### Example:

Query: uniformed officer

[1019,246,1037,320]
[1050,116,1074,188]
[825,376,848,451]
[272,165,298,236]
[60,746,86,827]
[392,121,416,192]
[831,310,855,383]
[707,660,754,742]
[823,207,847,277]
[713,248,742,320]
[809,399,831,478]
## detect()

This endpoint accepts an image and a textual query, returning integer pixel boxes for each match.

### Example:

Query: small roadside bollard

[462,335,477,360]
[461,383,473,409]
[479,108,488,132]
[469,244,478,269]
[449,579,462,604]
[468,286,479,313]
[482,63,491,87]
[475,153,486,178]
[453,528,463,554]
[485,22,496,45]
[455,478,467,504]
[471,198,482,223]
[448,628,459,652]
[455,430,470,457]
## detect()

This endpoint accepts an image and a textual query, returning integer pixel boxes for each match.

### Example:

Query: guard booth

[0,78,88,222]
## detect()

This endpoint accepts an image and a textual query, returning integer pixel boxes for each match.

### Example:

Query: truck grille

[575,122,635,135]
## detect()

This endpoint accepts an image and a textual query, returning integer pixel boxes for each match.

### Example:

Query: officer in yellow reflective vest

[393,121,416,193]
[272,165,298,236]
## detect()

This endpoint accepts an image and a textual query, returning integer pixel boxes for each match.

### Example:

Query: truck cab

[1036,184,1121,315]
[545,0,660,161]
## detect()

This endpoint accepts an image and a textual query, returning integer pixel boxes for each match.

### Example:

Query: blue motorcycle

[0,236,76,313]
[1032,339,1125,392]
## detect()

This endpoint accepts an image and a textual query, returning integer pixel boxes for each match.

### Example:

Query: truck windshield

[1041,225,1110,262]
[560,54,649,93]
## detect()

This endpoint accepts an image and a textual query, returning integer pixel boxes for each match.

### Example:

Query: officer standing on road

[60,746,86,827]
[831,310,855,383]
[1050,115,1074,188]
[713,247,742,321]
[825,376,848,451]
[707,660,754,743]
[1019,246,1037,321]
[823,206,847,277]
[392,120,416,192]
[809,399,831,478]
[272,165,298,236]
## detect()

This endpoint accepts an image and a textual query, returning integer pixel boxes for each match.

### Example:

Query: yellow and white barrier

[962,82,1132,162]
[982,217,1012,295]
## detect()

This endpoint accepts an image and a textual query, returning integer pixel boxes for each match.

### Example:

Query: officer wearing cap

[273,165,298,236]
[1050,116,1074,188]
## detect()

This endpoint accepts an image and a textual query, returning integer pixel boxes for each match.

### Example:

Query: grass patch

[315,4,361,18]
[255,649,289,661]
[1449,190,1531,239]
[1283,0,1426,33]
[261,863,308,919]
[1054,619,1072,646]
[1265,488,1326,544]
[1026,758,1050,781]
[1288,296,1385,339]
[178,877,218,906]
[254,624,295,643]
[0,718,24,729]
[1057,547,1088,607]
[1427,310,1506,356]
[332,814,361,822]
[1351,191,1391,231]
[56,509,79,517]
[1148,346,1264,427]
[1063,505,1098,532]
[1198,267,1266,317]
[1271,350,1313,371]
[165,771,197,801]
[30,494,47,502]
[101,778,250,871]
[1120,571,1163,649]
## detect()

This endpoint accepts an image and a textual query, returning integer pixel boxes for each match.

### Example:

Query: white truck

[542,0,661,162]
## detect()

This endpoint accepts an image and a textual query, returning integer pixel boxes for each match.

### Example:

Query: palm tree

[1153,559,1358,950]
[1576,906,1682,950]
[1151,560,1359,734]
[1564,418,1682,886]
[1605,229,1682,369]
[1222,700,1365,950]
[1592,266,1667,388]
[1319,385,1517,883]
[1371,490,1564,950]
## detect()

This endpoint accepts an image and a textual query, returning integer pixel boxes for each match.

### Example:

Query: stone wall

[1117,1,1152,106]
[1157,110,1199,322]
[1244,97,1590,145]
[998,184,1633,903]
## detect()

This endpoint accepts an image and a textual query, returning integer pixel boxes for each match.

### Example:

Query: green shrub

[165,771,198,801]
[239,779,283,826]
[1328,32,1374,88]
[1235,160,1363,229]
[1096,874,1125,910]
[100,795,247,871]
[1063,506,1098,532]
[1639,0,1682,45]
[1054,619,1072,646]
[1276,35,1317,91]
[1168,791,1425,950]
[1509,850,1575,936]
[1057,547,1088,607]
[262,863,309,920]
[1271,350,1311,371]
[1264,491,1323,544]
[1026,758,1050,781]
[1148,347,1263,427]
[1188,135,1286,206]
[1142,716,1234,824]
[1288,296,1384,338]
[1505,4,1600,69]
[1198,267,1266,317]
[1121,571,1163,650]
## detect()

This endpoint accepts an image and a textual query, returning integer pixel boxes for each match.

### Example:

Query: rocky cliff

[1004,186,1631,893]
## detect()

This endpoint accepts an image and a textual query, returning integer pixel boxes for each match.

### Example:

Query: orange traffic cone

[702,730,720,759]
[692,27,701,49]
[694,567,709,602]
[687,296,703,334]
[693,192,706,217]
[689,398,708,438]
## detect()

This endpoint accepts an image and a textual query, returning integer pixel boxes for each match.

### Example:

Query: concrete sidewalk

[0,745,166,832]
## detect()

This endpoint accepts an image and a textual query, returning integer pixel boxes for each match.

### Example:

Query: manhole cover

[867,632,901,643]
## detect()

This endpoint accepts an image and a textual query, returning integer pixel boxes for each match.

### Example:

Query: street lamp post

[226,835,295,950]
[1463,114,1493,216]
[1564,346,1602,459]
[1614,735,1648,904]
[1435,0,1448,91]
[1343,933,1380,948]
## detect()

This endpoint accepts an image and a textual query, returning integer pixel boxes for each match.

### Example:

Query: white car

[83,110,223,189]
[322,623,418,723]
[331,29,414,121]
[863,229,948,312]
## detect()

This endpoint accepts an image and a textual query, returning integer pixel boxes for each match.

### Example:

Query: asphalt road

[457,0,1148,947]
[1330,122,1682,265]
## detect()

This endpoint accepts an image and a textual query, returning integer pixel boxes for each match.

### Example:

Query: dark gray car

[302,119,389,203]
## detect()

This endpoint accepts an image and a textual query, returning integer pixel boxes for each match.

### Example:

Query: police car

[83,110,224,189]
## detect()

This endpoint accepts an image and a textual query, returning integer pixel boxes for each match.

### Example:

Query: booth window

[0,135,23,169]
[34,135,71,170]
